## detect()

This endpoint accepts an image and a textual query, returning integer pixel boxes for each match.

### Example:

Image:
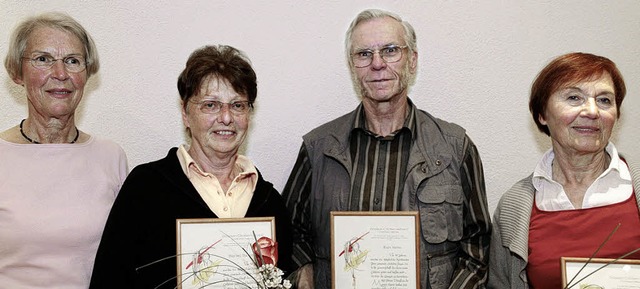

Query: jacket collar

[322,98,458,178]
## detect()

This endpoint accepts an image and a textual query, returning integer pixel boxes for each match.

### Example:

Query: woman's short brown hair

[177,45,257,109]
[529,52,626,136]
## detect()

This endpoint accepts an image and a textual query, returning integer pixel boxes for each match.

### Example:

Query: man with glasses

[283,9,490,289]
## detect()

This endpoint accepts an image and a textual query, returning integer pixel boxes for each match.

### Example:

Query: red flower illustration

[252,236,278,266]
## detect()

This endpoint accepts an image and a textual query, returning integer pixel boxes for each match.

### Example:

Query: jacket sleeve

[449,137,491,289]
[486,209,513,289]
[281,144,315,271]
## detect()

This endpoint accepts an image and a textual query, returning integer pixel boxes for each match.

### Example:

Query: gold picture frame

[330,211,420,289]
[175,217,275,289]
[561,257,640,289]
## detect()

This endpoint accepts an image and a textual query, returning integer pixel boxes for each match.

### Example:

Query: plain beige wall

[1,0,639,214]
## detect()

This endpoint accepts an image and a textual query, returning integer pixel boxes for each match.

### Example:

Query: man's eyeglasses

[191,100,253,115]
[22,54,87,73]
[351,45,408,68]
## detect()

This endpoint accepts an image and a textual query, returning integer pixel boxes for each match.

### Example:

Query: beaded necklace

[19,119,79,144]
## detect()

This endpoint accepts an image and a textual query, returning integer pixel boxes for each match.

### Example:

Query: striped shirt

[348,103,414,211]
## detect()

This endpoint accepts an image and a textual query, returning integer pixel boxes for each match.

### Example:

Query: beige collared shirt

[176,145,257,218]
[532,142,632,211]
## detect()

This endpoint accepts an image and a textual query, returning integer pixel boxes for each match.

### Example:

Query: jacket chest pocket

[417,184,464,244]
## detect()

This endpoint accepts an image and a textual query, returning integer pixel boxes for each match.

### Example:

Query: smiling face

[182,76,250,160]
[540,73,617,156]
[15,26,87,119]
[349,16,417,104]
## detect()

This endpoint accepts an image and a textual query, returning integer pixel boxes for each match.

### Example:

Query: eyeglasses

[191,100,253,115]
[22,54,87,73]
[351,45,408,68]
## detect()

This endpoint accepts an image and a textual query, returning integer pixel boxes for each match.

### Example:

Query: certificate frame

[561,257,640,289]
[330,211,420,289]
[176,217,275,289]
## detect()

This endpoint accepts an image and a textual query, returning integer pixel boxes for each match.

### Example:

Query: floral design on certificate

[185,240,223,286]
[339,231,370,289]
[178,234,290,289]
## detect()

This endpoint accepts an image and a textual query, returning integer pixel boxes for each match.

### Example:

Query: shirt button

[223,207,228,211]
[228,192,233,197]
[435,160,442,166]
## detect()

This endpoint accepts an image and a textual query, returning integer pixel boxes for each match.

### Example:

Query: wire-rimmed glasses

[190,100,253,115]
[22,54,87,73]
[351,45,408,68]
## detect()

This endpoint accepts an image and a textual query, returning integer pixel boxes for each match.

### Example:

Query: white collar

[532,142,632,210]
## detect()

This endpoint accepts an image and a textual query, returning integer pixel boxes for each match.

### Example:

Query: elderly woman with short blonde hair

[0,12,127,289]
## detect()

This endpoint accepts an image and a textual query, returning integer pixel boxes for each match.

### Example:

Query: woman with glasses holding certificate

[488,52,640,288]
[89,45,293,289]
[0,12,128,289]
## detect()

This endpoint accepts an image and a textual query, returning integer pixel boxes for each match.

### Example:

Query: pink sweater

[0,136,127,289]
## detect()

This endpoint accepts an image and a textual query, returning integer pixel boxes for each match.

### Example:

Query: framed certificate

[176,217,275,289]
[561,257,640,289]
[331,211,420,289]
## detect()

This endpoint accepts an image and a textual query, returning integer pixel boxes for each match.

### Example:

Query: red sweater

[527,193,640,288]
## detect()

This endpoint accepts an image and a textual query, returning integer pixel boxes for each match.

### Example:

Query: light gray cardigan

[487,154,640,288]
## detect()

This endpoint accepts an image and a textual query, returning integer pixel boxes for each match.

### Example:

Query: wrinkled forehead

[350,17,405,50]
[25,26,84,54]
[197,75,247,99]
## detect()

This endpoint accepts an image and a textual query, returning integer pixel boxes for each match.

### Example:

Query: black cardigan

[89,148,293,289]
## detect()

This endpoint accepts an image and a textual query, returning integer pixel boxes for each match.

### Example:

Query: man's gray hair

[344,9,417,67]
